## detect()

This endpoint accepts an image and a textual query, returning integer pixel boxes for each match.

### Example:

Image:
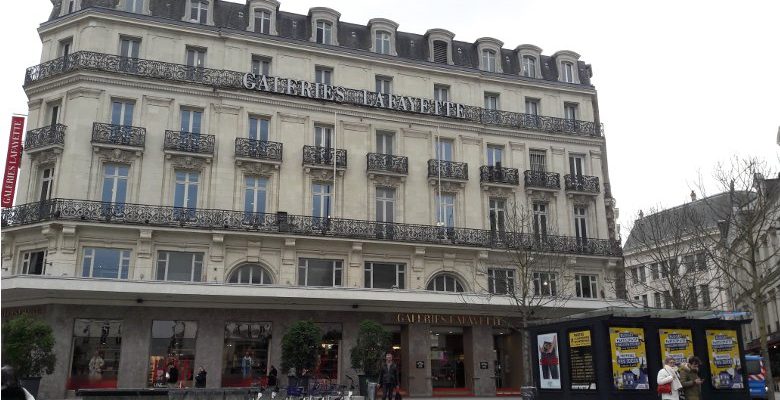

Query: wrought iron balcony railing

[428,160,468,180]
[91,122,146,148]
[480,165,520,185]
[303,146,347,168]
[24,124,66,152]
[235,138,283,162]
[0,199,623,257]
[367,153,408,175]
[564,174,600,193]
[163,130,215,155]
[23,51,603,137]
[523,170,561,190]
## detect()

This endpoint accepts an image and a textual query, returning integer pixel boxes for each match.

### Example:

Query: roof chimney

[638,210,644,219]
[690,190,697,201]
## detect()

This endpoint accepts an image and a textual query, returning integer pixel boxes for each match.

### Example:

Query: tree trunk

[756,296,776,400]
[520,317,533,388]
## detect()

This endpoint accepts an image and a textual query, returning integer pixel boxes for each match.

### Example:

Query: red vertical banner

[2,115,25,207]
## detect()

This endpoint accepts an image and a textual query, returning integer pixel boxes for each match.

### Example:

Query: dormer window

[316,21,333,44]
[522,55,536,78]
[375,31,391,54]
[553,50,581,84]
[190,0,208,24]
[482,49,497,72]
[61,0,81,15]
[426,29,455,65]
[562,62,574,83]
[433,41,448,63]
[254,9,271,34]
[124,0,143,13]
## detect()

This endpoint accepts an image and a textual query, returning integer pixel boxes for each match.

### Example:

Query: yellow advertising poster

[706,329,745,389]
[609,327,649,390]
[658,328,694,366]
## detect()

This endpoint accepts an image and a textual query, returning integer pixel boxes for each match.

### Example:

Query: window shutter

[433,41,448,63]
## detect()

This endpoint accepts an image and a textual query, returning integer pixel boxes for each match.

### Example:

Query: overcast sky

[1,0,778,239]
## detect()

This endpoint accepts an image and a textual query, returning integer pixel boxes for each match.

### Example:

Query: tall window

[376,187,395,223]
[190,0,208,23]
[487,145,503,167]
[484,93,499,110]
[228,264,272,284]
[564,103,578,121]
[174,171,199,209]
[315,66,332,85]
[533,272,557,296]
[696,253,707,271]
[433,84,449,102]
[376,131,394,155]
[488,269,514,295]
[60,38,72,58]
[185,47,206,79]
[688,286,698,309]
[244,176,267,213]
[561,62,574,83]
[119,37,140,71]
[529,150,546,172]
[700,284,710,308]
[489,198,506,233]
[251,56,271,76]
[532,202,548,238]
[654,292,662,308]
[663,291,672,309]
[481,49,497,72]
[525,98,539,116]
[102,164,129,204]
[575,274,598,298]
[67,0,78,13]
[427,274,464,292]
[375,31,391,54]
[650,263,659,280]
[432,40,448,64]
[180,108,202,134]
[638,266,646,283]
[642,294,649,307]
[574,206,588,243]
[82,248,130,279]
[435,193,455,228]
[156,251,203,282]
[375,76,392,94]
[47,102,61,127]
[569,154,585,176]
[312,183,332,218]
[111,100,134,126]
[39,167,55,201]
[365,262,405,289]
[125,0,143,13]
[248,116,269,141]
[435,139,453,161]
[298,259,342,287]
[316,21,332,44]
[314,125,333,148]
[20,250,46,275]
[254,9,271,34]
[522,55,536,78]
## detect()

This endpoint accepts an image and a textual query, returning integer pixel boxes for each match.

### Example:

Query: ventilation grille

[433,41,448,63]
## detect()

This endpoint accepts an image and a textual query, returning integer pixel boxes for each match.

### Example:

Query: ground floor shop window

[430,327,465,390]
[222,321,272,387]
[148,320,198,388]
[68,319,122,390]
[315,323,342,380]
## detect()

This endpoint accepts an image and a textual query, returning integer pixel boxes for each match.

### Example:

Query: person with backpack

[657,357,683,400]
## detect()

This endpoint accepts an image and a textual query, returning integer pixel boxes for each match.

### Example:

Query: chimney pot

[690,190,697,201]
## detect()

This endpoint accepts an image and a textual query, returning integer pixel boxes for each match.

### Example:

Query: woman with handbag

[657,357,683,400]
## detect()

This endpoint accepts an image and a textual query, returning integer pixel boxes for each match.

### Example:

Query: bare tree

[471,200,574,387]
[622,203,728,311]
[690,157,780,399]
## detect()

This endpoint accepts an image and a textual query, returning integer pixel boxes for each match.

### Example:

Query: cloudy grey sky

[1,0,778,239]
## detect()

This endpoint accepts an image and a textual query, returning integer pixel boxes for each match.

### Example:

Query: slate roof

[58,0,594,86]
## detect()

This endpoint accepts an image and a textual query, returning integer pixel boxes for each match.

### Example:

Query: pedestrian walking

[378,353,399,400]
[195,366,207,388]
[657,356,683,400]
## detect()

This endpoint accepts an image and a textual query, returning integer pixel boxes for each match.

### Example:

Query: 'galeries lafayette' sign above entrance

[242,73,467,119]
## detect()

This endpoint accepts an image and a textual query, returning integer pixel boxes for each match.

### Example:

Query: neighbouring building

[1,0,623,398]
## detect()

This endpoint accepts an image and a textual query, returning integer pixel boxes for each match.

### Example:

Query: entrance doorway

[493,328,521,395]
[430,327,465,391]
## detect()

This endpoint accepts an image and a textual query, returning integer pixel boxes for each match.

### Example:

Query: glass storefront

[430,326,465,389]
[315,323,342,380]
[148,320,198,388]
[68,319,122,390]
[222,321,272,387]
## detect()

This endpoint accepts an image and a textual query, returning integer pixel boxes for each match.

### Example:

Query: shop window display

[222,321,272,387]
[148,320,198,388]
[68,319,122,390]
[315,323,342,380]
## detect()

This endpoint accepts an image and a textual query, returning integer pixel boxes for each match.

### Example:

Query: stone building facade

[1,0,622,398]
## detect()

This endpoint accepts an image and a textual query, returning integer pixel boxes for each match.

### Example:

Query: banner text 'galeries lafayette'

[242,73,467,120]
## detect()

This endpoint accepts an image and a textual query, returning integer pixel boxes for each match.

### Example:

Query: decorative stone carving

[527,191,553,203]
[483,186,514,198]
[61,224,77,254]
[429,179,465,192]
[306,168,343,181]
[369,174,404,187]
[137,229,153,259]
[237,160,277,177]
[95,148,139,163]
[168,155,208,170]
[30,148,61,164]
[210,234,224,263]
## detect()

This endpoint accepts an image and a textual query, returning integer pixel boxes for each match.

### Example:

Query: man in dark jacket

[679,356,703,400]
[378,353,399,400]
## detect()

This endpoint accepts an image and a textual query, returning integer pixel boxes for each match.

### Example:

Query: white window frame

[180,108,203,134]
[316,20,333,44]
[173,170,199,209]
[82,247,131,279]
[376,131,394,155]
[569,154,585,176]
[189,0,209,24]
[20,249,47,275]
[124,0,144,13]
[574,206,588,242]
[314,125,333,148]
[522,55,536,78]
[433,84,450,102]
[561,62,575,83]
[487,145,503,167]
[229,264,272,284]
[488,268,515,295]
[427,273,464,292]
[488,197,506,232]
[102,163,129,204]
[525,98,540,116]
[248,115,270,141]
[364,262,405,289]
[575,274,598,299]
[529,150,546,172]
[435,193,455,228]
[484,93,499,110]
[298,258,343,287]
[533,272,557,296]
[375,31,391,55]
[532,202,548,237]
[156,251,204,282]
[481,49,497,73]
[111,99,135,126]
[254,9,271,34]
[375,186,395,223]
[251,55,271,76]
[312,183,332,218]
[375,75,392,94]
[39,166,55,201]
[564,102,578,121]
[244,176,268,214]
[315,66,333,85]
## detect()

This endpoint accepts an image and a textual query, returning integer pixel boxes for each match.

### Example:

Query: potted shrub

[1,314,56,398]
[281,320,321,391]
[350,320,390,396]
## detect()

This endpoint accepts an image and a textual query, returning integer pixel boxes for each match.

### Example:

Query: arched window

[426,273,465,292]
[228,263,273,284]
